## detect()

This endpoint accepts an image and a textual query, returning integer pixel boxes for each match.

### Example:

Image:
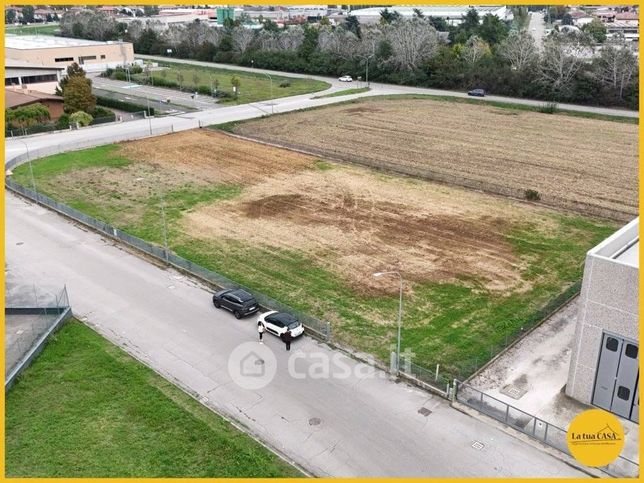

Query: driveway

[5,192,587,478]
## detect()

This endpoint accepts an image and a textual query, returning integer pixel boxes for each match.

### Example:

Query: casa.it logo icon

[227,342,277,390]
[566,409,625,467]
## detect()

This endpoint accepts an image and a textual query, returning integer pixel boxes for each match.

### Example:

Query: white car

[338,75,353,82]
[257,311,304,338]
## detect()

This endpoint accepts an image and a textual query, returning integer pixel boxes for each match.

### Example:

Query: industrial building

[566,218,639,423]
[346,5,509,25]
[5,58,64,94]
[5,35,134,73]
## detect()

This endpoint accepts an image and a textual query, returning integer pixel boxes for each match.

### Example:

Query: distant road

[528,11,547,48]
[137,54,638,119]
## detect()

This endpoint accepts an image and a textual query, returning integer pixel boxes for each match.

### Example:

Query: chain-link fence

[454,380,639,478]
[5,286,72,388]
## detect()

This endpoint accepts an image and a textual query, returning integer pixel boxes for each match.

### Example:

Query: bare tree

[385,18,439,71]
[539,33,592,97]
[278,25,305,51]
[593,35,638,99]
[256,29,279,51]
[461,35,491,64]
[318,27,359,59]
[232,26,255,54]
[499,30,538,71]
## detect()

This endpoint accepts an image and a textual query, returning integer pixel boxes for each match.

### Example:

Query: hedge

[96,96,155,115]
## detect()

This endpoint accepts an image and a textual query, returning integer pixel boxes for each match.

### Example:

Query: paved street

[528,11,547,48]
[136,54,639,118]
[5,192,587,477]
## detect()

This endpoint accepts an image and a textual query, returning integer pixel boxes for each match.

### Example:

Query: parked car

[212,289,259,319]
[338,75,353,82]
[257,311,304,338]
[468,88,486,97]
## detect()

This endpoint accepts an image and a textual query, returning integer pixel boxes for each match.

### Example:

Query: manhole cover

[500,384,528,400]
[309,417,321,426]
[418,407,432,417]
[16,242,23,246]
[471,441,485,450]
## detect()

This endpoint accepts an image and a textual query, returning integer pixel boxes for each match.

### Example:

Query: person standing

[258,323,264,344]
[282,329,293,351]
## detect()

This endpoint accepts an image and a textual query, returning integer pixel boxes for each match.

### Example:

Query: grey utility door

[631,382,639,423]
[610,342,639,419]
[593,335,623,411]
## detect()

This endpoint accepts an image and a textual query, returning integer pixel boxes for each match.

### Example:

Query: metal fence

[454,380,639,478]
[5,286,72,389]
[6,179,331,341]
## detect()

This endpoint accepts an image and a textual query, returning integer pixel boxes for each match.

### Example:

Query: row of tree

[58,8,638,109]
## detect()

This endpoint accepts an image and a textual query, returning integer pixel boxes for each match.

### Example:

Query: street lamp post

[260,71,274,114]
[18,139,36,192]
[373,271,403,373]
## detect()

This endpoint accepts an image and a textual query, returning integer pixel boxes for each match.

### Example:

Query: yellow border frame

[1,1,640,481]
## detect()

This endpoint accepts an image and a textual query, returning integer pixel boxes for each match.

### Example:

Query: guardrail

[454,380,639,478]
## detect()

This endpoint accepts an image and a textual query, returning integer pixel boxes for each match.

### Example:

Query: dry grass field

[13,129,616,377]
[230,97,639,220]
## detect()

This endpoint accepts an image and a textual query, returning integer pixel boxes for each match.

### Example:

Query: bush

[537,102,559,114]
[70,111,93,127]
[278,80,291,88]
[524,189,541,201]
[215,91,232,99]
[197,85,211,95]
[91,106,115,119]
[103,67,114,78]
[129,64,143,74]
[55,113,70,130]
[95,96,154,115]
[112,70,127,81]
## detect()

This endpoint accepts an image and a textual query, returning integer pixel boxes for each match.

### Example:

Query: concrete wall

[566,253,639,403]
[6,42,134,72]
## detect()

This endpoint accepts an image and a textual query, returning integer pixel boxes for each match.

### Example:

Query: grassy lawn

[5,320,302,477]
[313,87,371,99]
[5,23,59,35]
[11,143,616,379]
[135,60,330,104]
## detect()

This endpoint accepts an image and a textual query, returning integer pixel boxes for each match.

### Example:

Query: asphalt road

[5,192,587,478]
[136,54,639,118]
[528,11,547,48]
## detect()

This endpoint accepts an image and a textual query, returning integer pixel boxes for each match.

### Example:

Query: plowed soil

[231,98,639,219]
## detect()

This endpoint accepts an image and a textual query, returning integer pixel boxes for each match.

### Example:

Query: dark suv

[212,289,259,319]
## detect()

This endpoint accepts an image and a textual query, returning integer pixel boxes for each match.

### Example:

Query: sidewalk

[468,298,639,464]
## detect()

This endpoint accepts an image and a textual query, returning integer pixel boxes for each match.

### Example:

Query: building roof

[615,12,639,21]
[349,5,506,18]
[5,34,130,50]
[591,217,639,269]
[5,89,62,109]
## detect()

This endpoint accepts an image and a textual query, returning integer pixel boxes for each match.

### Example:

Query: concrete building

[5,58,64,94]
[347,5,509,26]
[5,35,134,73]
[566,218,639,423]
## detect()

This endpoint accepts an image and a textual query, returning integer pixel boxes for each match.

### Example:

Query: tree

[478,14,509,45]
[344,14,361,38]
[6,9,16,24]
[562,13,573,26]
[69,110,93,127]
[231,75,240,98]
[386,18,439,71]
[143,6,159,17]
[499,30,538,71]
[21,6,35,23]
[319,16,331,27]
[63,76,96,114]
[583,18,607,43]
[413,8,424,19]
[56,62,87,96]
[539,33,591,99]
[427,16,448,32]
[593,36,638,99]
[231,26,254,54]
[461,35,491,64]
[510,7,530,31]
[379,8,401,25]
[318,27,358,59]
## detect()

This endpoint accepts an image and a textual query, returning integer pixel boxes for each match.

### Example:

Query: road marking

[472,441,485,450]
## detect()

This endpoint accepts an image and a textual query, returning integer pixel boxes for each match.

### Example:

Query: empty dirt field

[229,97,639,220]
[12,129,616,377]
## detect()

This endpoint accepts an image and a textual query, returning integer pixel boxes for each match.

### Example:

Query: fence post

[504,404,509,424]
[435,364,440,382]
[451,379,458,402]
[325,321,331,340]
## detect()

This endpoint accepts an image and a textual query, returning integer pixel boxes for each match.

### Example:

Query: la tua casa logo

[566,409,625,467]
